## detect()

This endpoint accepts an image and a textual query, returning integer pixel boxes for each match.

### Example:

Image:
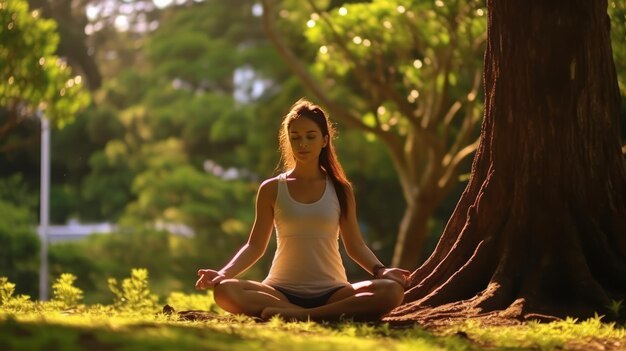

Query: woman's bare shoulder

[260,175,280,188]
[257,175,281,200]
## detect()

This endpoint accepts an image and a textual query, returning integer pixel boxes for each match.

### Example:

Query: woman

[195,98,410,321]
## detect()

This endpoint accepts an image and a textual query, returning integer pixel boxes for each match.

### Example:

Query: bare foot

[261,306,308,321]
[260,307,281,320]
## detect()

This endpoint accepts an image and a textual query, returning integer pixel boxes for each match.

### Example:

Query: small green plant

[0,277,15,306]
[0,276,33,311]
[108,268,158,312]
[607,299,623,318]
[52,273,83,308]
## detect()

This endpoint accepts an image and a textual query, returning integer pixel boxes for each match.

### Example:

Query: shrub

[52,273,83,308]
[0,277,16,305]
[108,268,158,312]
[0,276,33,312]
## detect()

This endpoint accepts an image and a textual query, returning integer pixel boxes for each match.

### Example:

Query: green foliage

[48,226,237,304]
[0,277,16,306]
[300,0,486,131]
[87,229,172,279]
[48,242,100,303]
[0,0,89,128]
[124,138,255,233]
[51,273,83,308]
[107,268,158,312]
[0,277,33,311]
[0,174,37,211]
[148,0,270,88]
[70,0,268,234]
[0,176,40,298]
[81,143,135,220]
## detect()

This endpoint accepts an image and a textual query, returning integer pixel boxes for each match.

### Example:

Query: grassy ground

[0,312,470,351]
[1,308,625,351]
[1,274,624,350]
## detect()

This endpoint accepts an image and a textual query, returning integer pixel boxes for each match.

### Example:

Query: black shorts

[273,286,345,309]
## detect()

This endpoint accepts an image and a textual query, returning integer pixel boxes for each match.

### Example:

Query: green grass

[1,307,625,351]
[1,274,625,350]
[448,317,626,350]
[0,310,472,351]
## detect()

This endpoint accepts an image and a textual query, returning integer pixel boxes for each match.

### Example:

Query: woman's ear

[323,135,329,148]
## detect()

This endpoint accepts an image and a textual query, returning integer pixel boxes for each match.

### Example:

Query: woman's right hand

[195,269,226,290]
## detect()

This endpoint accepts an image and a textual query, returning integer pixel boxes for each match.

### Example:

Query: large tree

[386,0,626,324]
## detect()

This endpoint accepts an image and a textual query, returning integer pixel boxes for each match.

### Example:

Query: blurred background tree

[0,0,89,297]
[0,0,90,148]
[262,0,487,268]
[0,175,40,298]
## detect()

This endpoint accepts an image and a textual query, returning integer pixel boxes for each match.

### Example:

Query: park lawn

[1,274,624,351]
[1,310,625,351]
[0,311,471,351]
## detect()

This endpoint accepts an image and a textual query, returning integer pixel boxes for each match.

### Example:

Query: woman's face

[288,117,328,164]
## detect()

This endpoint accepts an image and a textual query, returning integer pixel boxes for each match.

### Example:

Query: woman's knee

[213,279,241,309]
[373,279,405,309]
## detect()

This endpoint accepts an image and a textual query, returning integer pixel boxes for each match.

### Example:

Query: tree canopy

[0,0,89,139]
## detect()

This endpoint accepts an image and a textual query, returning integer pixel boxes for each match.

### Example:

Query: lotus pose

[195,99,410,321]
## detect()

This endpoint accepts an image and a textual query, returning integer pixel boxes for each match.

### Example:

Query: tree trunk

[385,0,626,325]
[392,195,438,270]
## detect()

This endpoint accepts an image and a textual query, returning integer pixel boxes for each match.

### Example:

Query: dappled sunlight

[1,270,623,351]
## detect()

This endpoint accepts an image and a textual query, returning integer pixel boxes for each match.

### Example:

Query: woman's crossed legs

[213,279,404,321]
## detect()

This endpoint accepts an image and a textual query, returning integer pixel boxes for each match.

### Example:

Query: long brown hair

[277,98,352,218]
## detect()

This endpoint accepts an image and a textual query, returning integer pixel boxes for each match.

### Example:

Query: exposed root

[385,285,620,328]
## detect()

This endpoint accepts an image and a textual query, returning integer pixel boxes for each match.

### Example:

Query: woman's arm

[196,178,277,289]
[339,186,410,287]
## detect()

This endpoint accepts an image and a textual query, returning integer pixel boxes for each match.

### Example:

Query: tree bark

[385,0,626,325]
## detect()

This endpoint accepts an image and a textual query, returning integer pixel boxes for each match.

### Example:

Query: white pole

[39,113,49,301]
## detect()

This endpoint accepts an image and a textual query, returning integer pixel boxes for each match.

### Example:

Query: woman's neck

[289,162,325,180]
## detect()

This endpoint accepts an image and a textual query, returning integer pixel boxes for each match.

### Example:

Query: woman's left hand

[378,268,412,288]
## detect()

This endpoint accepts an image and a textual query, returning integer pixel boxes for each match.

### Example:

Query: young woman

[195,98,410,321]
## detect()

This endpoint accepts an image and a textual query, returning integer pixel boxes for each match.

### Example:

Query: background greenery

[1,0,625,304]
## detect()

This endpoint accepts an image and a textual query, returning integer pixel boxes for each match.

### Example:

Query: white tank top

[262,173,350,296]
